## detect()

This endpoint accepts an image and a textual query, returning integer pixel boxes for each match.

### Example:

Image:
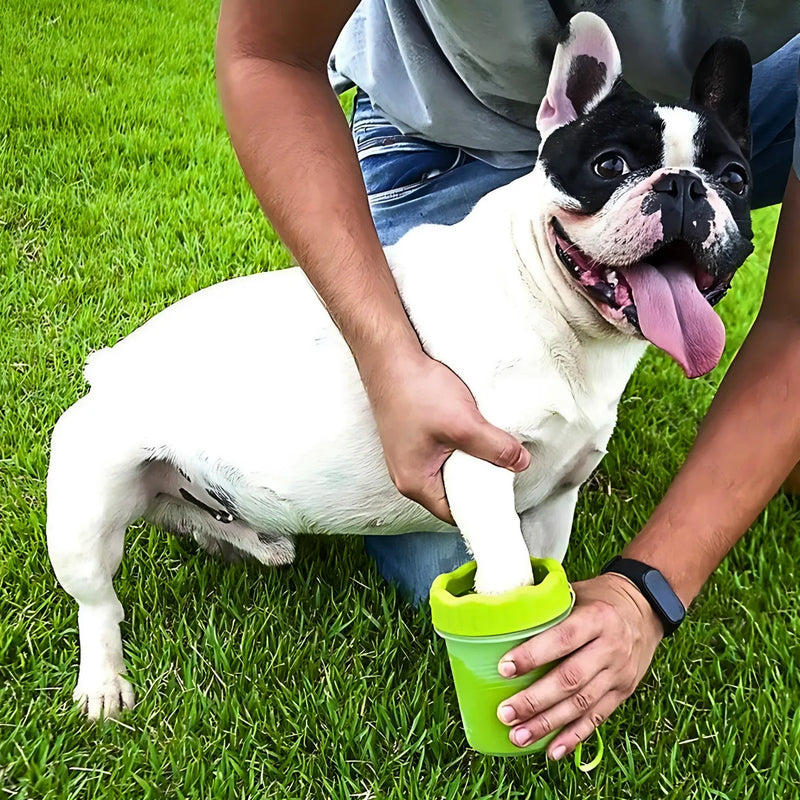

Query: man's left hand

[495,572,665,759]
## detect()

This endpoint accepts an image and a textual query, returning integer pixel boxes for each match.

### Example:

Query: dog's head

[533,12,753,377]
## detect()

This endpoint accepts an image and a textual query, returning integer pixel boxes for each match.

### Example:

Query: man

[216,0,800,760]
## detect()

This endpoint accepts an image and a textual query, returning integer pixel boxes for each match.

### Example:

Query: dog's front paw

[73,674,135,721]
[474,558,534,595]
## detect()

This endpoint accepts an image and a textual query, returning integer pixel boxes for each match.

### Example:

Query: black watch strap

[601,556,685,636]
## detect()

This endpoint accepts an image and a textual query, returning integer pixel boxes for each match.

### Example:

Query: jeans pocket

[351,93,467,203]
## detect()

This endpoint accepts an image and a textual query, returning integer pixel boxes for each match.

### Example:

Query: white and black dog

[47,13,753,720]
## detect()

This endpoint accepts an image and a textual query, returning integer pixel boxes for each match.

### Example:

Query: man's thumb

[461,421,530,472]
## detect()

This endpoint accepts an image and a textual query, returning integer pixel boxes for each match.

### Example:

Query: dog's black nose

[652,171,710,242]
[654,172,707,200]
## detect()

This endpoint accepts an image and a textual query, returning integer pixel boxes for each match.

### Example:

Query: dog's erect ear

[690,38,752,157]
[536,12,622,142]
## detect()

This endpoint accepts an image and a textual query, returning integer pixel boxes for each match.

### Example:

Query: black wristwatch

[601,556,685,636]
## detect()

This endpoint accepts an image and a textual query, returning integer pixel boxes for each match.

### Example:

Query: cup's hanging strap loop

[574,728,604,772]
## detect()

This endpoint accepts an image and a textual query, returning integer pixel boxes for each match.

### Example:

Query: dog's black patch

[179,488,234,524]
[539,82,663,214]
[690,37,752,157]
[693,113,753,238]
[566,55,606,115]
[207,485,238,517]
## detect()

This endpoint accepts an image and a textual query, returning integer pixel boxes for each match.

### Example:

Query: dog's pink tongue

[620,262,725,378]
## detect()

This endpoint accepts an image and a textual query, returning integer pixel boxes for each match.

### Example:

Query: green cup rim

[429,557,572,637]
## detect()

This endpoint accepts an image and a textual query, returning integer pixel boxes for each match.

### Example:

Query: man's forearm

[625,175,800,606]
[216,1,423,375]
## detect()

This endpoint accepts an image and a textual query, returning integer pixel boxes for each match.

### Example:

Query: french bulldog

[46,12,753,720]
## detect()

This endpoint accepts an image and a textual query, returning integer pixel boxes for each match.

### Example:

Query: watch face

[643,570,685,624]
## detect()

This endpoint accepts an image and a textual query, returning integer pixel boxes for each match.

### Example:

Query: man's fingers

[497,640,607,727]
[497,608,603,679]
[546,693,621,760]
[452,417,530,473]
[504,671,614,749]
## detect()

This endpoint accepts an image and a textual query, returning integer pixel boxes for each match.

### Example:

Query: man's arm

[495,172,800,759]
[216,0,529,523]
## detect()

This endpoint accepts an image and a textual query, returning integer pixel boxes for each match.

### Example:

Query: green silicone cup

[430,558,574,756]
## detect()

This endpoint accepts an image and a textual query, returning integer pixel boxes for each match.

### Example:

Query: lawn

[2,2,799,798]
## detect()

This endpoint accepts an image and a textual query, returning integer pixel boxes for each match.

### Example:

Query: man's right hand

[363,349,531,524]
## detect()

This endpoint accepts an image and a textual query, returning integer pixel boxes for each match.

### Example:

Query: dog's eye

[720,164,748,195]
[592,153,629,179]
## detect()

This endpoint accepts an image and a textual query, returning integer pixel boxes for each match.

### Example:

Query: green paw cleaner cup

[429,557,574,756]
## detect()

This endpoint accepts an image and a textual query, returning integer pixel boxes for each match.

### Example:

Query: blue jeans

[354,35,800,604]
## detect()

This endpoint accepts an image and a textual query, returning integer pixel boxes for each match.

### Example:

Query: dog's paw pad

[73,675,135,721]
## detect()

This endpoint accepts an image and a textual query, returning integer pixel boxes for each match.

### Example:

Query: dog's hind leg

[46,394,149,720]
[145,488,296,566]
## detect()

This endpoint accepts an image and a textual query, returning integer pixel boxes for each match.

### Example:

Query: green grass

[2,2,799,798]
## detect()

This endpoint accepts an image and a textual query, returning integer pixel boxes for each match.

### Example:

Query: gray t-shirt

[330,0,800,171]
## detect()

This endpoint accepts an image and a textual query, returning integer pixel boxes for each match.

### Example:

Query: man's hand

[363,349,531,523]
[495,573,664,759]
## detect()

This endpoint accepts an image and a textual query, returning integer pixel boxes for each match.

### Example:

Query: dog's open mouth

[552,220,734,378]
